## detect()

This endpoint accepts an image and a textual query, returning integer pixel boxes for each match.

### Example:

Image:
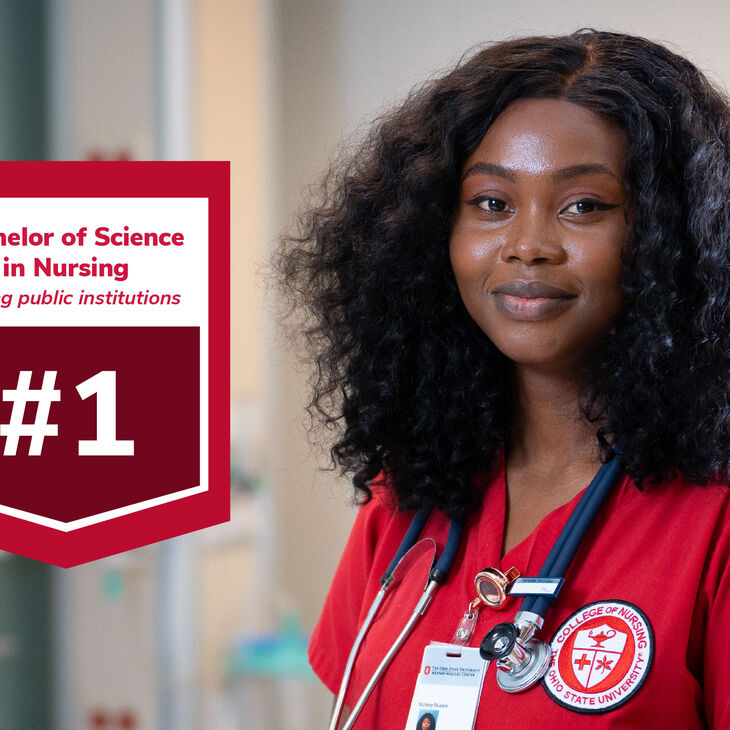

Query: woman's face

[450,98,628,376]
[421,717,432,729]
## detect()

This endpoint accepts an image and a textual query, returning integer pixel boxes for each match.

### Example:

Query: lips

[493,280,573,298]
[491,280,575,320]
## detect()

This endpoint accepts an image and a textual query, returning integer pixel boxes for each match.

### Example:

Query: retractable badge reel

[475,566,520,607]
[451,566,519,645]
[454,566,552,693]
[329,452,623,715]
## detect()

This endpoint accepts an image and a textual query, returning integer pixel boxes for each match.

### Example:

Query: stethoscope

[329,513,463,730]
[328,452,622,729]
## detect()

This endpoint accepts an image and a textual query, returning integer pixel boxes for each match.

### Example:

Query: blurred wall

[0,7,51,729]
[195,0,267,399]
[48,0,155,160]
[268,0,353,637]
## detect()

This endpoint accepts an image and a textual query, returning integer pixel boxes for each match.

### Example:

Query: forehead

[464,98,627,177]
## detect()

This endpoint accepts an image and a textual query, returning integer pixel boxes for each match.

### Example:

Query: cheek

[449,227,498,289]
[577,263,625,333]
[569,236,625,305]
[449,246,485,319]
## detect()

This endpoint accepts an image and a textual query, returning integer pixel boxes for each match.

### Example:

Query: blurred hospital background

[1,0,729,728]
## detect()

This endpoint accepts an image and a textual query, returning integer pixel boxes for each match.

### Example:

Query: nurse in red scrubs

[278,30,730,728]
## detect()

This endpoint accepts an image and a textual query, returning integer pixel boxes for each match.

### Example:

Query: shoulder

[621,474,730,625]
[344,483,455,588]
[621,471,730,521]
[615,473,730,566]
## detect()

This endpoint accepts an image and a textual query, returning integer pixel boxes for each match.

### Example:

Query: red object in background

[118,710,137,728]
[85,148,133,161]
[89,709,108,728]
[88,708,137,729]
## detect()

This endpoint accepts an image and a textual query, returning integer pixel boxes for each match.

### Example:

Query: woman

[279,30,730,727]
[416,712,436,730]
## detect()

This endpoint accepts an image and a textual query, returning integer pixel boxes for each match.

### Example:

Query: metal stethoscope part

[479,611,551,692]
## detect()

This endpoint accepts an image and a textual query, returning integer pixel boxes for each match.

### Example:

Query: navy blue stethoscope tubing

[382,505,432,581]
[382,505,464,585]
[520,451,623,617]
[433,518,464,583]
[381,449,622,613]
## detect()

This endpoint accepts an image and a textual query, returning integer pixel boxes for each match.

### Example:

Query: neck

[507,365,602,473]
[500,366,607,556]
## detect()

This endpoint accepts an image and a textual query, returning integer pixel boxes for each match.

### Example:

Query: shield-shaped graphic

[0,163,230,566]
[570,623,628,689]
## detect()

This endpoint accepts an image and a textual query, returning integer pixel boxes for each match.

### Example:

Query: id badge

[404,644,487,730]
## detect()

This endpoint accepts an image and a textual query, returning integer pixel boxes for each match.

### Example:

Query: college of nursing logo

[542,600,653,713]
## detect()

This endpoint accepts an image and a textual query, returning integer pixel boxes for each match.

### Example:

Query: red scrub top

[309,462,730,728]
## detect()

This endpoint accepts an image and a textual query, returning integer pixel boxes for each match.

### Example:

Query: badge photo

[542,600,654,713]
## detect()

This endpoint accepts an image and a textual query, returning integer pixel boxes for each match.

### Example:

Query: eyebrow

[553,163,620,183]
[461,161,620,183]
[462,162,517,182]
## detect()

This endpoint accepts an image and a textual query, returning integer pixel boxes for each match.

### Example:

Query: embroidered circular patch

[542,600,653,713]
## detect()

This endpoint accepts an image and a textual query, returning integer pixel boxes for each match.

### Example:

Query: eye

[468,196,513,213]
[561,198,618,215]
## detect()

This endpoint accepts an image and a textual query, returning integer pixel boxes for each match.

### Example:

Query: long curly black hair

[278,30,730,520]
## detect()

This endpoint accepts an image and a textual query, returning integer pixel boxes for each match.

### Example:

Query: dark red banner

[0,162,229,566]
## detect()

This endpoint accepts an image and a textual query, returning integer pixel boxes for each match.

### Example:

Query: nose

[499,211,565,265]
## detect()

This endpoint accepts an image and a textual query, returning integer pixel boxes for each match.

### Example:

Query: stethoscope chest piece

[479,612,551,693]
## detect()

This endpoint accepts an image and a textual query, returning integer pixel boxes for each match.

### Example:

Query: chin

[485,333,584,373]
